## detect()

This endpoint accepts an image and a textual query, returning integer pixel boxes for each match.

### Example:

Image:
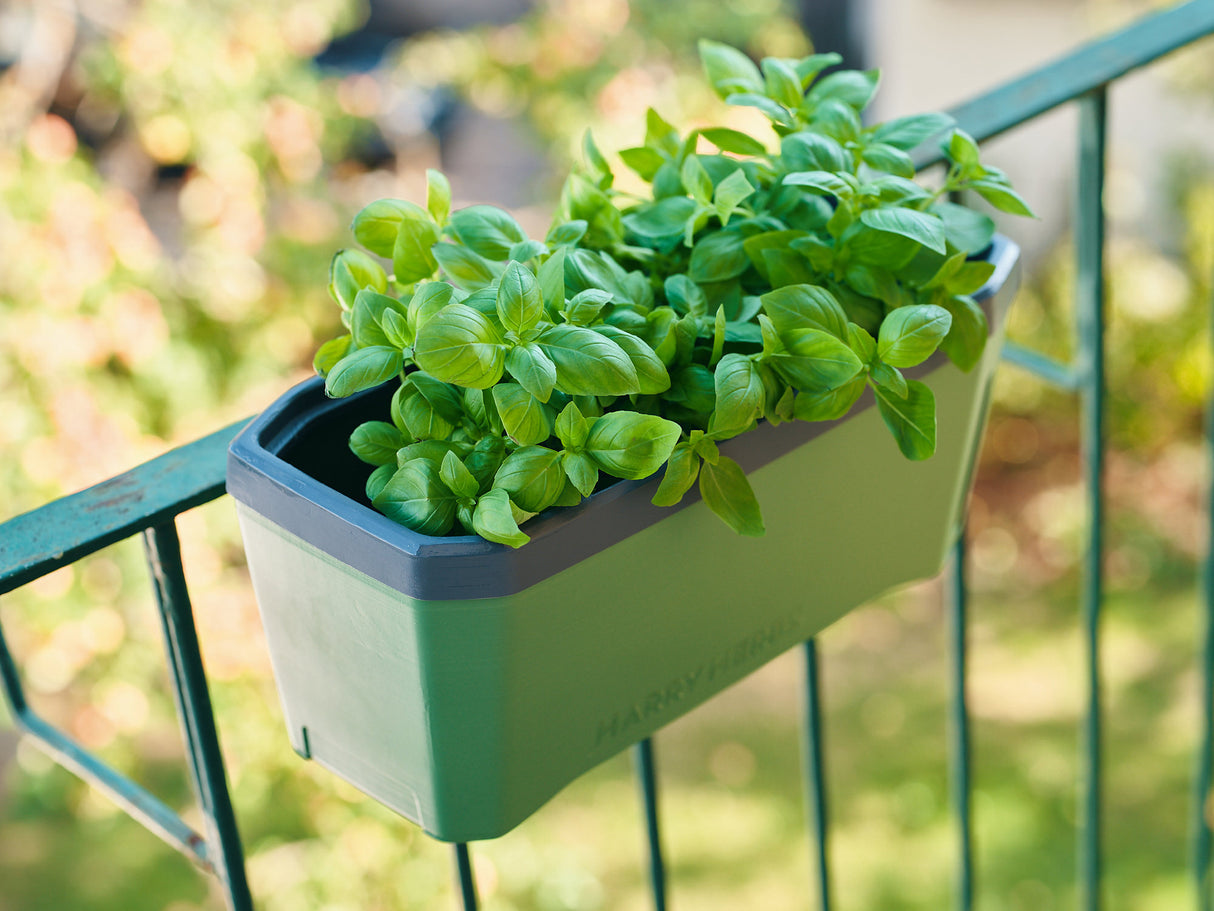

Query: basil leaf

[324,346,402,398]
[538,246,567,314]
[440,451,478,500]
[698,455,765,536]
[651,442,700,507]
[392,207,440,283]
[769,328,864,391]
[760,283,849,340]
[509,239,548,263]
[644,107,680,154]
[681,155,713,205]
[793,51,843,87]
[874,378,936,460]
[859,206,946,254]
[562,450,599,497]
[710,305,727,366]
[949,261,997,296]
[871,360,909,399]
[366,464,395,502]
[492,383,555,447]
[426,169,451,225]
[860,142,915,178]
[377,308,409,350]
[877,304,953,368]
[692,431,720,463]
[561,288,612,326]
[546,220,588,247]
[623,196,697,246]
[563,248,624,299]
[592,325,670,394]
[665,274,708,317]
[689,230,749,283]
[781,132,849,172]
[373,459,457,537]
[762,56,803,109]
[582,129,613,188]
[554,401,590,450]
[537,324,639,395]
[871,175,933,205]
[783,170,853,197]
[970,179,1036,217]
[742,230,806,280]
[808,98,862,143]
[931,201,996,255]
[349,421,407,467]
[408,371,464,424]
[505,343,558,403]
[947,129,982,171]
[330,249,388,310]
[869,112,955,150]
[713,169,755,225]
[711,353,764,437]
[351,199,427,258]
[843,224,920,269]
[396,440,464,468]
[794,374,866,422]
[398,383,455,441]
[471,487,529,548]
[845,264,910,309]
[847,323,877,364]
[408,281,454,330]
[806,69,879,111]
[668,363,717,414]
[938,295,989,372]
[619,145,667,181]
[465,435,506,491]
[313,334,351,376]
[699,127,768,156]
[413,303,506,389]
[727,92,792,124]
[496,260,545,333]
[493,446,565,513]
[432,242,499,290]
[448,205,527,260]
[699,39,764,98]
[351,289,407,349]
[585,411,682,480]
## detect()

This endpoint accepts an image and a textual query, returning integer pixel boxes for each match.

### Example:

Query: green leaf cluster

[314,45,1031,547]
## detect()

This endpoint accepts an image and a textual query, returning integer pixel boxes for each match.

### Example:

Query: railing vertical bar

[802,638,831,911]
[1076,86,1109,911]
[1191,281,1214,910]
[453,843,479,911]
[633,737,668,911]
[143,522,254,911]
[0,609,30,718]
[948,534,974,911]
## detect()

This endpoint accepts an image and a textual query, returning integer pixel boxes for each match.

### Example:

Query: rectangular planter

[227,237,1019,842]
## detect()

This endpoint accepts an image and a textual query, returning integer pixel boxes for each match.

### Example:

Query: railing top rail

[0,420,247,595]
[914,0,1214,168]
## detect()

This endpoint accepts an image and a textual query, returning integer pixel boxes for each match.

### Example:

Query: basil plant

[313,41,1033,548]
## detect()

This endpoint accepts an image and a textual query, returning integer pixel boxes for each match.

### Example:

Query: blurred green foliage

[3,0,1214,909]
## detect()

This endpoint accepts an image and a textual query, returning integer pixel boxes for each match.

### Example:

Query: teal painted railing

[4,3,1214,908]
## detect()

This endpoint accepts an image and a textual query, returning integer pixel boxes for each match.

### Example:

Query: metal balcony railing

[4,2,1214,909]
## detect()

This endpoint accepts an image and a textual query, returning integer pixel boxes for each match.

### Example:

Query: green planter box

[227,237,1019,842]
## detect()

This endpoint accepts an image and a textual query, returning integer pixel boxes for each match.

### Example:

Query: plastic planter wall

[227,237,1020,842]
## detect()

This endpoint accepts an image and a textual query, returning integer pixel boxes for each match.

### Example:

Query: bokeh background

[2,0,1214,908]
